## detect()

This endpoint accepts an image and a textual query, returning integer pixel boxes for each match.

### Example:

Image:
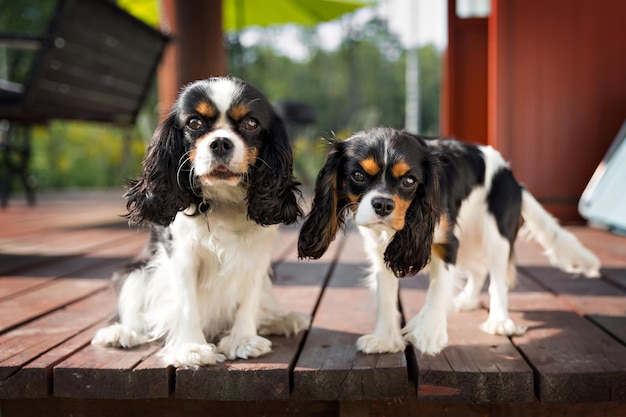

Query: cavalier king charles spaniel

[298,127,600,356]
[92,77,309,367]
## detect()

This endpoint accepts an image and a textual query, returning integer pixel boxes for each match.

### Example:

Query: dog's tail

[520,189,601,277]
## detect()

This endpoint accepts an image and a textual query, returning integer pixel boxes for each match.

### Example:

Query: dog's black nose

[210,138,234,157]
[372,197,395,217]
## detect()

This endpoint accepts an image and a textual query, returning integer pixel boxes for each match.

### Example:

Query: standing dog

[298,127,600,355]
[92,77,309,367]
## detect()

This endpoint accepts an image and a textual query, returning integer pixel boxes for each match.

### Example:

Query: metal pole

[405,46,419,133]
[404,0,419,134]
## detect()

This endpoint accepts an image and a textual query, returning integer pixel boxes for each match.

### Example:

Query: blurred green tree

[227,17,442,185]
[5,10,441,192]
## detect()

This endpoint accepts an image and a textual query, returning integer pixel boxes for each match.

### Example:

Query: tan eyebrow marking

[229,104,249,121]
[360,158,380,176]
[195,102,216,118]
[391,161,410,178]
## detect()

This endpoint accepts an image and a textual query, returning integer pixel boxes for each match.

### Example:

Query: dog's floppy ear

[247,113,303,226]
[385,140,441,277]
[298,140,348,260]
[125,112,197,226]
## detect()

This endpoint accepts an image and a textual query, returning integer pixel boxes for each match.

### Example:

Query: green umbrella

[118,0,371,31]
[223,0,371,32]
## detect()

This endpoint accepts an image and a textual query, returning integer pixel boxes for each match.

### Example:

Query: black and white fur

[92,77,309,367]
[298,127,600,355]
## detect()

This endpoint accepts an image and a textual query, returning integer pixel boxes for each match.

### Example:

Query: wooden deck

[0,191,625,416]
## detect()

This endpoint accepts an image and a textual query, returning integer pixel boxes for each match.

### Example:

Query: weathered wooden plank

[53,341,167,399]
[292,231,409,401]
[0,397,624,417]
[603,267,626,291]
[174,231,343,400]
[2,398,626,417]
[0,290,115,384]
[521,265,626,344]
[74,231,148,260]
[399,275,534,403]
[0,200,126,239]
[0,256,109,300]
[175,335,302,400]
[0,315,109,399]
[0,229,135,257]
[0,397,343,417]
[509,271,626,403]
[0,277,51,301]
[0,229,141,277]
[0,234,145,303]
[0,279,108,333]
[0,254,51,277]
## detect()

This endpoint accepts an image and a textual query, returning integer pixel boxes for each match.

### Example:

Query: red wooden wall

[444,0,626,222]
[158,0,226,117]
[441,6,488,145]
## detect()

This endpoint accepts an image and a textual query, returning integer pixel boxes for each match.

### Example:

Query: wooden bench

[0,191,625,416]
[0,0,168,206]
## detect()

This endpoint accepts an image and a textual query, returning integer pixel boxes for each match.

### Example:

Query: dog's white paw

[91,323,146,349]
[218,334,272,360]
[453,292,481,311]
[357,333,406,354]
[164,342,226,367]
[480,317,527,336]
[402,315,448,355]
[258,312,311,337]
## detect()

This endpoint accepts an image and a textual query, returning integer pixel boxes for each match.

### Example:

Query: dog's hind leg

[453,263,488,312]
[92,269,149,348]
[479,216,527,336]
[257,311,311,337]
[257,273,310,337]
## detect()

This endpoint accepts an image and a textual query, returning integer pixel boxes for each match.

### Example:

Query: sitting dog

[298,127,600,355]
[92,77,309,367]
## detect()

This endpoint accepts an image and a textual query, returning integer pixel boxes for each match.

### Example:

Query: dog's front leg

[218,269,272,360]
[357,266,405,353]
[403,254,454,355]
[163,255,226,367]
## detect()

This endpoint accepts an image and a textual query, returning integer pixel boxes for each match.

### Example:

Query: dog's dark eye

[401,176,417,189]
[241,117,259,131]
[351,171,366,183]
[187,118,204,131]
